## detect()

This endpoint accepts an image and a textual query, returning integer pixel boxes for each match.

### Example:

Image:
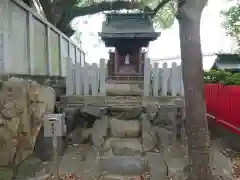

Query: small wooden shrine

[99,12,160,79]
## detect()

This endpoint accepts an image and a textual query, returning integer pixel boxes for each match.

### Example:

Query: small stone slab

[146,152,167,180]
[165,157,188,180]
[118,106,143,120]
[98,156,146,176]
[102,174,142,180]
[105,138,143,156]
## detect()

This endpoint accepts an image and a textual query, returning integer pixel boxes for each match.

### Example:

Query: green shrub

[204,70,240,85]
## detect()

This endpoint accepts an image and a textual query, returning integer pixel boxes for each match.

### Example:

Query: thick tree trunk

[178,11,214,180]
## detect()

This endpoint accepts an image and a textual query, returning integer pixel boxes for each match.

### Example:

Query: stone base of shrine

[106,82,144,97]
[106,75,144,94]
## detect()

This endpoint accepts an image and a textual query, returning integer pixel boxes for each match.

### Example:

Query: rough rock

[0,77,55,165]
[80,104,103,119]
[14,156,51,180]
[146,152,168,180]
[64,108,85,133]
[34,127,66,162]
[91,118,109,147]
[153,105,177,127]
[0,126,15,166]
[166,157,188,180]
[141,114,157,152]
[0,167,14,180]
[109,106,134,113]
[210,147,232,179]
[180,127,187,146]
[67,128,92,144]
[118,106,143,120]
[101,174,142,180]
[109,118,140,138]
[105,138,143,156]
[155,126,174,151]
[98,156,146,175]
[144,104,159,121]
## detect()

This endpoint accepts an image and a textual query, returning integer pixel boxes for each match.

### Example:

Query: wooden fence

[145,58,184,96]
[0,0,85,76]
[65,58,184,97]
[65,58,106,96]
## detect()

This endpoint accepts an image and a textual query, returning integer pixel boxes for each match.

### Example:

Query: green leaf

[221,2,240,49]
[154,2,176,29]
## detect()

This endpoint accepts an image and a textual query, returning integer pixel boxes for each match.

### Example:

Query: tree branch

[22,0,33,6]
[152,0,172,15]
[41,0,171,37]
[39,0,54,23]
[69,0,145,19]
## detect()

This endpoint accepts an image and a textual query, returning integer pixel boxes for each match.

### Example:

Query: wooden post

[66,58,74,95]
[179,65,184,96]
[58,35,63,76]
[27,12,34,74]
[99,58,106,96]
[83,63,89,96]
[171,62,178,96]
[114,49,118,75]
[144,58,150,96]
[92,63,98,96]
[46,26,51,75]
[75,63,82,95]
[153,63,159,96]
[0,0,9,74]
[162,62,169,96]
[158,67,162,95]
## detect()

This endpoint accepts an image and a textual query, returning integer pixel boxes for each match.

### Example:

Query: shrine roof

[99,12,160,39]
[211,54,240,72]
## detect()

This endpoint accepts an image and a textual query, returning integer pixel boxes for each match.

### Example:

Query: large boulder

[109,118,140,138]
[0,77,55,165]
[144,104,159,122]
[118,106,143,120]
[91,118,109,147]
[153,105,177,127]
[80,104,106,119]
[140,114,158,152]
[154,126,174,152]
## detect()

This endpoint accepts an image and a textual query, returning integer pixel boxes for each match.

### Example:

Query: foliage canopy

[221,1,240,51]
[22,0,177,37]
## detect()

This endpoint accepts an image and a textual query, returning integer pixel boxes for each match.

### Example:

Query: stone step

[146,152,168,180]
[100,174,143,180]
[104,138,143,156]
[98,156,147,176]
[106,89,143,96]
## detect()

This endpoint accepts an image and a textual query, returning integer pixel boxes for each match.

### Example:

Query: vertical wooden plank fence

[0,0,85,76]
[66,57,184,97]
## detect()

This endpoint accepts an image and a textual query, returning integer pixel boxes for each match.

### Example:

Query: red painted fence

[205,83,240,135]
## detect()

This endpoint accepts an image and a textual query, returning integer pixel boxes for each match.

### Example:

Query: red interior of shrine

[107,47,146,77]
